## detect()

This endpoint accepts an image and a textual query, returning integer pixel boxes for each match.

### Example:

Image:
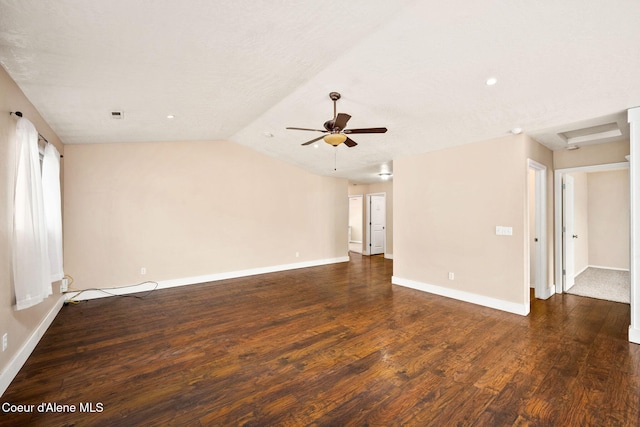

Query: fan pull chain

[334,147,337,171]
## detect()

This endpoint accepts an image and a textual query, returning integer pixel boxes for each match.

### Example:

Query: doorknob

[572,234,578,239]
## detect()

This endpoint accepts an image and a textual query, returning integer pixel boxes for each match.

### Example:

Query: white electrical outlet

[61,278,69,292]
[2,333,7,352]
[140,267,147,275]
[295,252,300,258]
[448,272,455,280]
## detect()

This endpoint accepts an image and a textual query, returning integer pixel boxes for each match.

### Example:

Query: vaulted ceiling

[1,0,639,182]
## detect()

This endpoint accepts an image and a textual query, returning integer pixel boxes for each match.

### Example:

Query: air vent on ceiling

[111,111,124,119]
[559,122,622,145]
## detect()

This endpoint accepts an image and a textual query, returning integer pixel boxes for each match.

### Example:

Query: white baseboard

[64,256,351,302]
[589,265,630,272]
[391,276,529,316]
[384,253,393,260]
[629,326,640,345]
[576,265,589,277]
[537,285,555,300]
[1,295,65,397]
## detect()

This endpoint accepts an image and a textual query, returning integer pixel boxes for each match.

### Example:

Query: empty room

[1,1,640,425]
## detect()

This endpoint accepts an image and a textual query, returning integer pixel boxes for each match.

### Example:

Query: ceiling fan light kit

[323,133,347,146]
[286,92,387,148]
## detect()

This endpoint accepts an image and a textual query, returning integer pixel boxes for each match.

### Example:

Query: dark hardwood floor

[1,254,639,426]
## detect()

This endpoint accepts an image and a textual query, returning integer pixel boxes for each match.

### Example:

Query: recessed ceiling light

[511,127,523,135]
[166,114,175,119]
[313,143,319,148]
[486,77,498,86]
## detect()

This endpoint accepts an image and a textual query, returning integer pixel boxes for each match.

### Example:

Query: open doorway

[348,182,392,258]
[554,162,630,302]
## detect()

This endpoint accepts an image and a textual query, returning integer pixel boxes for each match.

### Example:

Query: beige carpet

[566,267,630,304]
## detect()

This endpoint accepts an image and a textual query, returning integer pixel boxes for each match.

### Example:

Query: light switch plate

[496,226,513,236]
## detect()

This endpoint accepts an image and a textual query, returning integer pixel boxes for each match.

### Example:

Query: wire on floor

[64,280,159,305]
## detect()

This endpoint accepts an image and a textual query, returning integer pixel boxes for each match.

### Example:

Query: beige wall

[554,140,629,169]
[348,180,393,256]
[63,140,348,290]
[0,66,65,379]
[348,195,363,243]
[394,134,534,306]
[588,169,629,269]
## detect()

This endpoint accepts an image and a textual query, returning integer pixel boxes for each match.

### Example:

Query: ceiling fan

[286,92,387,147]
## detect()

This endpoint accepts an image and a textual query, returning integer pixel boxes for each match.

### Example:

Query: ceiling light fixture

[262,131,274,138]
[511,127,523,135]
[323,133,347,146]
[166,114,175,119]
[566,145,580,151]
[378,172,393,181]
[486,77,498,86]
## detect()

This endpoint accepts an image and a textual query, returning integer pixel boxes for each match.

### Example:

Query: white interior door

[528,159,550,300]
[369,194,386,255]
[563,174,576,290]
[529,169,536,290]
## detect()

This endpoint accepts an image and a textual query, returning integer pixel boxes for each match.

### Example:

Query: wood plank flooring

[1,254,639,426]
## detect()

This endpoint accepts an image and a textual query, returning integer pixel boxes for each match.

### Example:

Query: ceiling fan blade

[301,135,325,146]
[344,137,358,147]
[333,113,351,131]
[286,127,327,133]
[343,127,387,134]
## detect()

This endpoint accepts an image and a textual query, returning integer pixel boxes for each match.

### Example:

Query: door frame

[365,192,386,256]
[553,161,629,295]
[528,159,551,300]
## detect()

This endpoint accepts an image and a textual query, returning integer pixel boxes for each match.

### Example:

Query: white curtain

[43,143,64,281]
[13,118,52,310]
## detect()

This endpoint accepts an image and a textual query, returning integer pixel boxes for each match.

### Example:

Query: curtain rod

[10,111,63,158]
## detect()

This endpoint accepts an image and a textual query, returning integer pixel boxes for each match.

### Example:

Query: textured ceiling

[1,0,639,183]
